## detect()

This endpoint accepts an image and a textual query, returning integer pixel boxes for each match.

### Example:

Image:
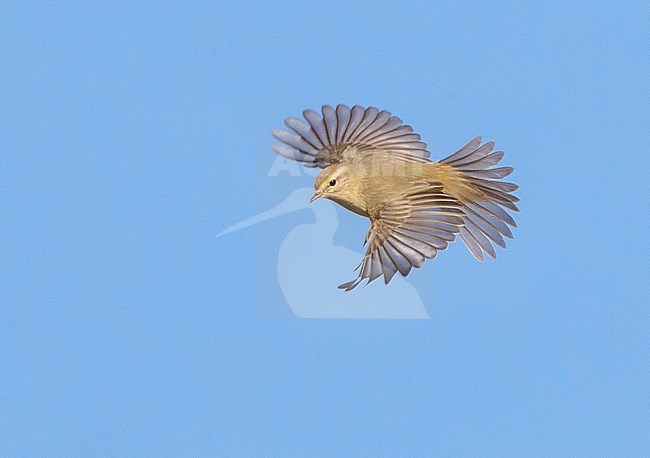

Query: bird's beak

[309,191,323,203]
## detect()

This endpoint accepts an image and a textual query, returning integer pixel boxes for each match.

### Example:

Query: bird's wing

[339,182,464,291]
[272,104,431,168]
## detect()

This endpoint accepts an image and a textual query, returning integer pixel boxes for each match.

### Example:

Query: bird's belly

[327,195,369,217]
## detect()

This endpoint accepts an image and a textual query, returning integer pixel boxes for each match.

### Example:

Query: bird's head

[311,164,359,206]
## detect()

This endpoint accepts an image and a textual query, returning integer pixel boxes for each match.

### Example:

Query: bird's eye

[329,179,337,187]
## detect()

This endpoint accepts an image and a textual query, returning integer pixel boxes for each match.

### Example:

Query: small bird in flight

[273,105,519,291]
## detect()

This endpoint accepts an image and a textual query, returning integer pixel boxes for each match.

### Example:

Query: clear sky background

[2,1,649,456]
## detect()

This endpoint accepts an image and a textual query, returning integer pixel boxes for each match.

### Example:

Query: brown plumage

[273,104,519,290]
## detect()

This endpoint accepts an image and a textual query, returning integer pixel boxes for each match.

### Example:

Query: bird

[272,104,519,291]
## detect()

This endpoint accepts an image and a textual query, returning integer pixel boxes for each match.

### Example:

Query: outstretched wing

[272,104,431,168]
[339,182,464,291]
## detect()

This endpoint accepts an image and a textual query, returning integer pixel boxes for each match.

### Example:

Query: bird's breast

[326,195,369,218]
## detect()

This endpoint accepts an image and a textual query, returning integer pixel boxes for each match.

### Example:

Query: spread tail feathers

[439,136,519,261]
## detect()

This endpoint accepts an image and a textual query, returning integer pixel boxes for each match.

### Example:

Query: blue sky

[1,1,649,455]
